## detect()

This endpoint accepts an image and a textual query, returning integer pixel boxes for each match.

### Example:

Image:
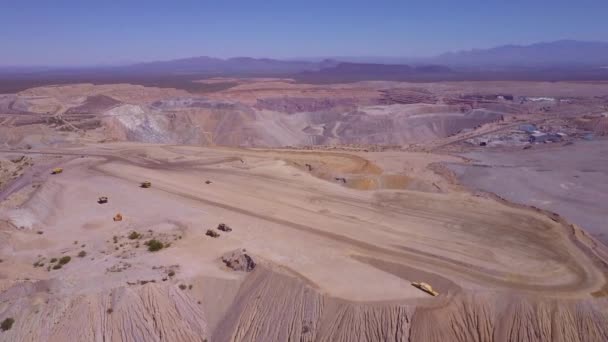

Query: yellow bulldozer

[411,282,439,296]
[51,168,63,175]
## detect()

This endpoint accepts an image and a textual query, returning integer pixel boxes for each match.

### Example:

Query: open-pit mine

[1,79,608,341]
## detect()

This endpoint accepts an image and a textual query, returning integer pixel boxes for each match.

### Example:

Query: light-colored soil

[0,143,607,341]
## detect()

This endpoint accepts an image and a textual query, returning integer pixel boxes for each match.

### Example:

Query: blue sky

[1,0,606,65]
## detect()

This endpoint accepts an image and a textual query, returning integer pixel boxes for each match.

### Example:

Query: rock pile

[221,249,256,272]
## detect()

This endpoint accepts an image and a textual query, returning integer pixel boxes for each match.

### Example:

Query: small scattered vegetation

[107,308,113,314]
[50,258,57,263]
[36,231,44,235]
[145,239,164,252]
[168,270,175,277]
[128,231,142,240]
[179,284,187,290]
[1,317,14,331]
[58,256,71,265]
[52,264,62,270]
[113,236,118,244]
[77,251,87,258]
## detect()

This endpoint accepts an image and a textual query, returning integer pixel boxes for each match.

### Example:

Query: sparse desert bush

[145,239,164,252]
[1,317,14,331]
[113,236,118,243]
[52,264,62,270]
[58,256,71,265]
[77,251,86,258]
[128,231,141,240]
[107,308,113,314]
[168,270,175,277]
[50,258,57,263]
[179,284,187,290]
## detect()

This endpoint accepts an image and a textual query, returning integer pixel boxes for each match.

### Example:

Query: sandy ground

[1,143,605,298]
[0,143,606,340]
[449,138,608,245]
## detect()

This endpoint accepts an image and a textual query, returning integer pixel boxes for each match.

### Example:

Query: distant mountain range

[120,40,608,74]
[1,40,608,92]
[431,40,608,68]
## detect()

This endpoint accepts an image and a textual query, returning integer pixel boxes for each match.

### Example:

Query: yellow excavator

[51,168,63,175]
[411,282,439,296]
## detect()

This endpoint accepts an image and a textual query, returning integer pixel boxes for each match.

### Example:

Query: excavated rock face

[253,97,367,114]
[64,95,121,114]
[221,249,255,272]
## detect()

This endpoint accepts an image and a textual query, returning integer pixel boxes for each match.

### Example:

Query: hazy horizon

[2,0,607,66]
